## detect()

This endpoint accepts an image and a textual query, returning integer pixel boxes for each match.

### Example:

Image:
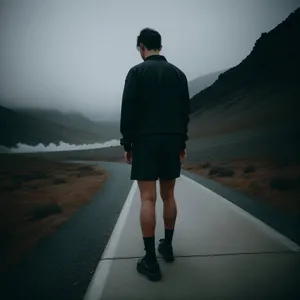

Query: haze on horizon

[0,0,299,121]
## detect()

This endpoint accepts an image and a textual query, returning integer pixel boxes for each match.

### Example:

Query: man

[120,28,190,281]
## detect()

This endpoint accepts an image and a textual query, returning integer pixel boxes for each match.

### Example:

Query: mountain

[15,108,121,141]
[188,7,300,138]
[188,70,226,98]
[0,105,106,148]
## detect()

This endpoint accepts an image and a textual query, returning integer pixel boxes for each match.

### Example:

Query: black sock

[143,237,156,261]
[165,229,174,245]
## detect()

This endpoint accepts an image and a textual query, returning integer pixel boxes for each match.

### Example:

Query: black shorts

[131,135,183,181]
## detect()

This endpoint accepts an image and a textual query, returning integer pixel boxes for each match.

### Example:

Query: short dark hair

[137,28,162,50]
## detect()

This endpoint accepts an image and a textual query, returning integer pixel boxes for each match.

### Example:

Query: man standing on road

[120,28,190,281]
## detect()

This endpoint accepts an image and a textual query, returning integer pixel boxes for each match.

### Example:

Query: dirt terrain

[0,154,108,276]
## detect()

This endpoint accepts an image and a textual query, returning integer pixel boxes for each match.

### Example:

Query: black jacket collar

[145,55,167,62]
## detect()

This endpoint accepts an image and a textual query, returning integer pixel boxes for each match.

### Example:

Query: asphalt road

[182,169,300,246]
[2,162,133,300]
[2,159,299,300]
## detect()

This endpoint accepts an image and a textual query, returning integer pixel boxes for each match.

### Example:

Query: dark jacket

[120,55,190,151]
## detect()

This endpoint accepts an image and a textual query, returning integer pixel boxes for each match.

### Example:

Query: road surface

[3,162,132,300]
[3,161,300,300]
[84,173,300,300]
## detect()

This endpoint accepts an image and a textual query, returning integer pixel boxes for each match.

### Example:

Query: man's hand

[180,149,187,162]
[124,151,132,165]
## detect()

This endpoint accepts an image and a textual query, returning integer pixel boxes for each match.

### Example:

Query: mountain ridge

[188,6,300,139]
[188,69,226,97]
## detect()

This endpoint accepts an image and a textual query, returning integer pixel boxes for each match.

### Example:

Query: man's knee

[160,192,175,202]
[141,193,156,203]
[138,181,157,203]
[159,179,175,201]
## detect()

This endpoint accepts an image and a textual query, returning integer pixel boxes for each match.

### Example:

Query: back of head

[137,28,162,56]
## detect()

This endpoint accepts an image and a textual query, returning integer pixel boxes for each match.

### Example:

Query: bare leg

[138,181,157,237]
[158,179,177,262]
[136,180,161,281]
[160,179,177,232]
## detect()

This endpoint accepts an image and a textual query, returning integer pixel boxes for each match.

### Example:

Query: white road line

[83,181,138,300]
[182,175,300,252]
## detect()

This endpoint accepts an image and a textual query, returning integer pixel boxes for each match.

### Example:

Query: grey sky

[0,0,299,120]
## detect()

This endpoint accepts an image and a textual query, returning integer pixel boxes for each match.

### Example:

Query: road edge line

[83,180,138,300]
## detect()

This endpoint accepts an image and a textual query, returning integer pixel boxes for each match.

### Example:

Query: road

[2,162,133,300]
[3,159,300,300]
[85,172,300,300]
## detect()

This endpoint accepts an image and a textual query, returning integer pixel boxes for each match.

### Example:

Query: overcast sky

[0,0,299,120]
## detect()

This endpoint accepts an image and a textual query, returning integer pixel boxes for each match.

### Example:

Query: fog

[0,139,120,153]
[0,0,299,120]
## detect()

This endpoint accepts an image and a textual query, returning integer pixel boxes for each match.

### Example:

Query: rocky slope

[189,7,300,138]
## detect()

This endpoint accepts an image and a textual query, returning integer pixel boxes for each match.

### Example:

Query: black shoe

[158,239,174,262]
[136,256,162,281]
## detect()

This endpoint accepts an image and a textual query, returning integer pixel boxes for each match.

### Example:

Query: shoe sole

[158,247,175,263]
[137,264,162,281]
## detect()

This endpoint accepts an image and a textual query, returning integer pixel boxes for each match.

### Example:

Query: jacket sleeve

[120,68,138,151]
[181,73,190,150]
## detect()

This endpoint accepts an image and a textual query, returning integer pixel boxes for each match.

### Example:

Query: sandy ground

[0,154,108,276]
[183,158,300,217]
